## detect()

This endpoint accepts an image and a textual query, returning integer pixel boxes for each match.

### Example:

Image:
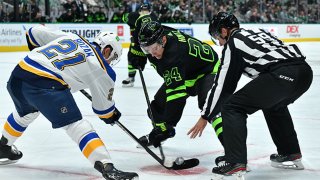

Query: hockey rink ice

[0,43,320,180]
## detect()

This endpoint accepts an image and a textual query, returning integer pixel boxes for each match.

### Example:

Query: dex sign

[287,25,299,33]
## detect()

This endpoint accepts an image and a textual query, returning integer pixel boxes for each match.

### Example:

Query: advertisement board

[1,23,320,52]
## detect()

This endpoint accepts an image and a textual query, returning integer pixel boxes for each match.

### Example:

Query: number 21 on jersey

[38,39,86,70]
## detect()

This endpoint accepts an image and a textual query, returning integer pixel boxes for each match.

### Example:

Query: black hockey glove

[100,108,121,125]
[131,57,147,71]
[149,122,175,148]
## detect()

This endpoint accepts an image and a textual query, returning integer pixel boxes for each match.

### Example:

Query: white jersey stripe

[202,45,232,116]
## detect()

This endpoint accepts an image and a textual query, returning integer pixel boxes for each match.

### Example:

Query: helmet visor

[210,36,219,46]
[107,52,120,66]
[141,42,162,55]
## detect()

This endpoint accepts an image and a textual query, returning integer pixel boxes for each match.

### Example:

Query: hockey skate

[0,137,23,165]
[211,162,247,180]
[94,161,138,180]
[215,156,251,172]
[270,153,304,170]
[215,155,226,166]
[122,77,135,87]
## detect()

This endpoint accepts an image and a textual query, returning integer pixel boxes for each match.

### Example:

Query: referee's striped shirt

[201,28,306,120]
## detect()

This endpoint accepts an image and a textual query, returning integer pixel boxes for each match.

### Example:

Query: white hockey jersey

[19,25,117,119]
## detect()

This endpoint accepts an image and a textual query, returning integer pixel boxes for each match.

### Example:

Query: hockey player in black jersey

[206,12,313,176]
[137,21,223,149]
[121,3,158,87]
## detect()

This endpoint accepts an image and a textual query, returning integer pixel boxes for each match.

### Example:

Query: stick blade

[171,158,199,170]
[0,159,18,165]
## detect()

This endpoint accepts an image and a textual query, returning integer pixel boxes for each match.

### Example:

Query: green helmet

[138,21,164,47]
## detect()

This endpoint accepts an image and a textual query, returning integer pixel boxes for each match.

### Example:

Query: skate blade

[246,165,251,172]
[0,158,18,165]
[211,171,246,180]
[132,176,139,180]
[271,160,304,170]
[122,84,134,88]
[211,174,224,180]
[232,171,246,180]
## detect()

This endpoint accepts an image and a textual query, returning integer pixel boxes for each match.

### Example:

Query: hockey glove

[131,57,147,71]
[100,108,121,125]
[149,122,175,148]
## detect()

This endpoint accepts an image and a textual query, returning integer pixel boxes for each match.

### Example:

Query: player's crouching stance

[0,25,138,180]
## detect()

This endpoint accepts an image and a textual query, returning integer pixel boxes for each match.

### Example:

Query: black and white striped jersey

[201,28,306,120]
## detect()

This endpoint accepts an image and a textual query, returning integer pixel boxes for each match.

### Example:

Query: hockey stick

[137,68,199,168]
[79,89,199,170]
[137,68,165,161]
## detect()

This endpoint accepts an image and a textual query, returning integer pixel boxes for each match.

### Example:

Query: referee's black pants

[222,61,313,164]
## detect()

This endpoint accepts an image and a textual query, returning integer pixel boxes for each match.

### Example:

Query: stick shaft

[79,89,170,168]
[138,68,165,161]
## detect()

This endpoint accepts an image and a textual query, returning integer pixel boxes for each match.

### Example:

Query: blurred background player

[121,3,158,87]
[137,21,223,149]
[206,12,313,176]
[0,25,138,180]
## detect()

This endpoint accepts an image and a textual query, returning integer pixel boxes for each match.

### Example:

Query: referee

[201,12,313,175]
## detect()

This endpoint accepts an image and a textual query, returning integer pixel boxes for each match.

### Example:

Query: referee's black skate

[0,136,23,165]
[270,153,304,170]
[215,155,251,173]
[215,155,226,166]
[212,162,247,179]
[94,161,138,180]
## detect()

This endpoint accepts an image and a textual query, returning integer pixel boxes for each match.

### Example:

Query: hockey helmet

[139,3,151,12]
[209,12,239,38]
[93,31,123,66]
[138,21,164,47]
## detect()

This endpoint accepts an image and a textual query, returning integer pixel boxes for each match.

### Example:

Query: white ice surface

[0,42,319,180]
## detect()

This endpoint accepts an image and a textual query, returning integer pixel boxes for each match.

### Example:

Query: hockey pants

[222,62,313,164]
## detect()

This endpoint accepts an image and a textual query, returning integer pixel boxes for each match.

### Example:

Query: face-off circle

[140,165,208,175]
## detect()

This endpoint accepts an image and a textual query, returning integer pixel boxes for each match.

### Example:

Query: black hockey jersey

[147,29,220,124]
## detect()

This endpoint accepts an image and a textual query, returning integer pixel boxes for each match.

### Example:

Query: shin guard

[64,119,112,164]
[2,111,39,146]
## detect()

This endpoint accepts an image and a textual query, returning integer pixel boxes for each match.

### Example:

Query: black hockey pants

[149,74,216,126]
[222,61,313,164]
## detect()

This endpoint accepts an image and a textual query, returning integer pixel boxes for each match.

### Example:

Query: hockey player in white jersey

[0,25,139,180]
